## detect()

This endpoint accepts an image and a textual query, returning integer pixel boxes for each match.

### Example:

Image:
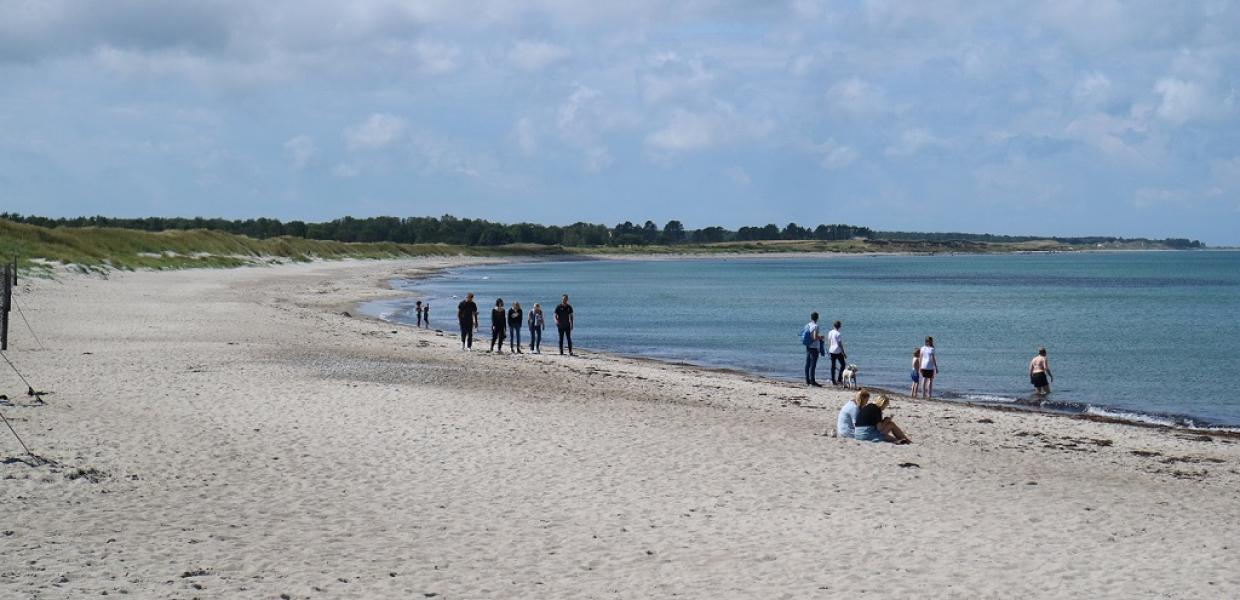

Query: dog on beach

[841,364,859,389]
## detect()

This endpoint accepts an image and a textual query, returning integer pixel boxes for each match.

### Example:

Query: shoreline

[361,257,1240,437]
[5,257,1239,597]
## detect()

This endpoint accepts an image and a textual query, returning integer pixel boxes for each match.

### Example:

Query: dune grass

[0,218,1083,277]
[0,219,564,275]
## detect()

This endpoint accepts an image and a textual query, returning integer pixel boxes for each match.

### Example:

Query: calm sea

[364,251,1240,429]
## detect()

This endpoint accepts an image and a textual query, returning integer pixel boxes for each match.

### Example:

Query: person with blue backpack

[801,312,825,387]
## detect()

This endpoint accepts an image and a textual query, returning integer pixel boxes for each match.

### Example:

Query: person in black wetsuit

[415,300,423,327]
[852,394,912,444]
[554,294,574,356]
[422,303,430,328]
[457,294,478,350]
[489,298,507,353]
[507,302,524,354]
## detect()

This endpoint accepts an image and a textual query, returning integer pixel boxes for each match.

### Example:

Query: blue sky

[2,1,1239,244]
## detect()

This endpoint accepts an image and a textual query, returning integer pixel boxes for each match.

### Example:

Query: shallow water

[367,251,1240,428]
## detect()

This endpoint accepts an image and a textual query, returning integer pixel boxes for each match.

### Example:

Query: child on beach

[909,347,921,398]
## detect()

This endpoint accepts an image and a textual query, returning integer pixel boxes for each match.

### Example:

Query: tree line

[0,213,1201,249]
[0,214,871,246]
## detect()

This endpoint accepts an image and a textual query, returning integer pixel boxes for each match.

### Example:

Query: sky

[1,1,1239,244]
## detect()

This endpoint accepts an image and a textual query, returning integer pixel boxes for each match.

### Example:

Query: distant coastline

[1,216,1208,275]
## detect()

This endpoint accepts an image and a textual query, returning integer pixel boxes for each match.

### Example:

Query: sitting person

[853,394,912,444]
[835,389,870,438]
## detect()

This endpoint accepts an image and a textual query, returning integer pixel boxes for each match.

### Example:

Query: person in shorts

[1029,347,1053,395]
[918,336,938,399]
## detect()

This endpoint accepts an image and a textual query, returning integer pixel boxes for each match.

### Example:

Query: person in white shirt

[918,336,938,399]
[827,320,846,386]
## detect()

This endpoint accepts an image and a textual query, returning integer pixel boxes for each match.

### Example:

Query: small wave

[959,393,1021,404]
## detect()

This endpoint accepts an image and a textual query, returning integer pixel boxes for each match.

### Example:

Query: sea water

[366,251,1240,429]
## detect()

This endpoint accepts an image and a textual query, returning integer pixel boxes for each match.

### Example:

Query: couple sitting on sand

[836,390,912,444]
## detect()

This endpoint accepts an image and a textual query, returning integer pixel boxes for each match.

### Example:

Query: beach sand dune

[2,259,1238,598]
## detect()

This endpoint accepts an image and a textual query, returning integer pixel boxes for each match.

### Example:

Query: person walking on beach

[918,336,938,399]
[1029,347,1053,395]
[554,295,574,355]
[827,320,846,386]
[909,347,921,398]
[415,300,423,327]
[802,312,824,387]
[457,293,478,350]
[490,298,507,353]
[528,303,544,353]
[507,302,524,354]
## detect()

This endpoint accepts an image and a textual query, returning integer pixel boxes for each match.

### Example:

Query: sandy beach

[2,257,1239,599]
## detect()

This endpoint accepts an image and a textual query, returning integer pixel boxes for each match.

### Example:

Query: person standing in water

[528,303,544,353]
[1029,347,1053,395]
[554,294,574,355]
[457,293,478,350]
[918,336,938,399]
[507,302,524,354]
[415,300,423,327]
[489,298,507,352]
[827,320,846,386]
[422,303,430,328]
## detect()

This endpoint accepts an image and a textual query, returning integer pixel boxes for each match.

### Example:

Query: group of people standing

[455,293,576,355]
[801,313,848,387]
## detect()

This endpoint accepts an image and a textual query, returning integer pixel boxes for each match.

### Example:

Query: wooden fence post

[1,263,10,351]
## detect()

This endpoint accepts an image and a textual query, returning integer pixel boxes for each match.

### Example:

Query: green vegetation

[2,213,1203,250]
[0,214,1205,276]
[0,218,563,275]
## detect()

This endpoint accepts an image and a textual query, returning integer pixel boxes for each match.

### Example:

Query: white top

[920,345,936,371]
[827,329,842,354]
[836,400,858,438]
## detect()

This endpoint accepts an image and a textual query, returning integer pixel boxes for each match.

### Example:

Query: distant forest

[0,213,1204,249]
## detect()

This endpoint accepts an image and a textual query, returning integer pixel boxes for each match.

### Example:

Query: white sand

[2,258,1238,599]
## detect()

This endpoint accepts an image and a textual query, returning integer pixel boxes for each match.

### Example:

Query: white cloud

[511,117,538,156]
[283,135,315,169]
[384,40,461,75]
[332,163,360,178]
[1072,72,1113,107]
[555,84,634,172]
[1133,187,1191,208]
[1154,78,1214,124]
[509,40,569,71]
[813,139,858,170]
[640,52,715,104]
[645,104,774,153]
[826,77,887,116]
[345,113,408,150]
[886,128,946,157]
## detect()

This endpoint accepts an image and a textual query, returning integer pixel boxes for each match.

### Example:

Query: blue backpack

[800,324,815,347]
